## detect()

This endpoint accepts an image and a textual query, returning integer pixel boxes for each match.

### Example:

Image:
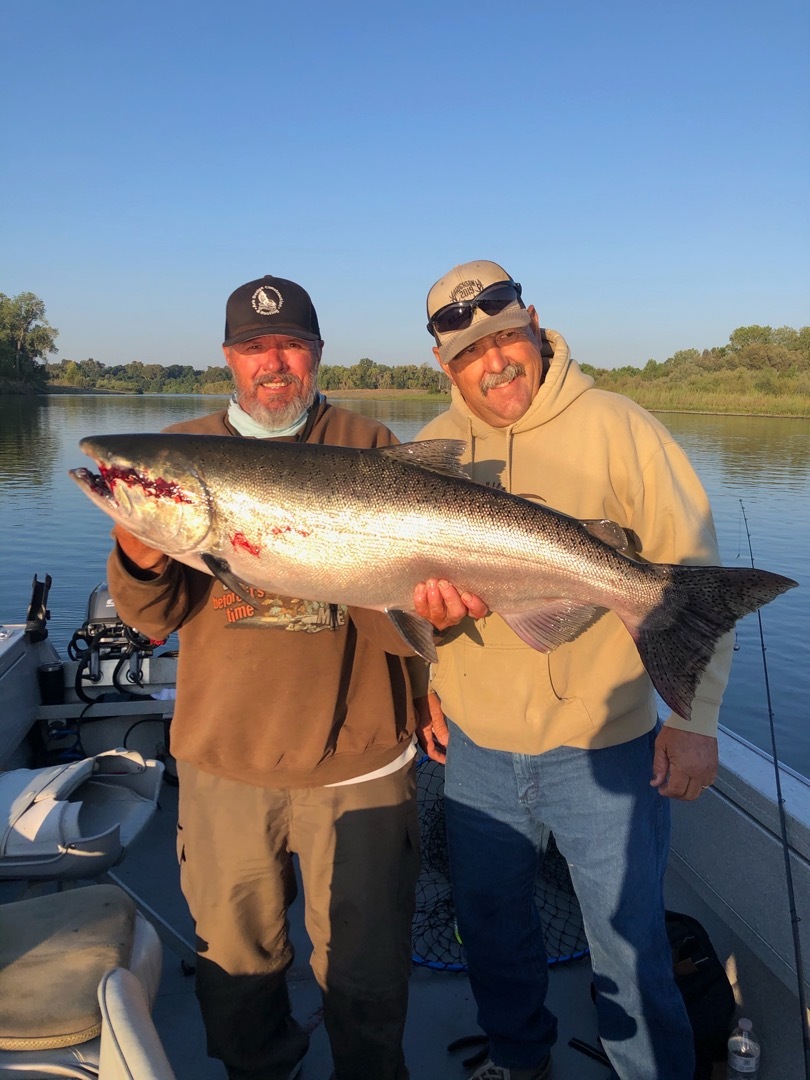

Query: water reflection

[0,397,62,488]
[328,396,448,442]
[660,413,810,492]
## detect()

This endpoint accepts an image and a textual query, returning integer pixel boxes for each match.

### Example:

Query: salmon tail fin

[629,565,797,721]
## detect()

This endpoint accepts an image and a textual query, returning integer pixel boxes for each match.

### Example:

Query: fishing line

[739,498,810,1077]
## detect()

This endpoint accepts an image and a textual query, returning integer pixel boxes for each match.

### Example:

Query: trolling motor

[67,583,166,704]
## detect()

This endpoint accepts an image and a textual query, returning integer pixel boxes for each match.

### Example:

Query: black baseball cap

[223,275,322,347]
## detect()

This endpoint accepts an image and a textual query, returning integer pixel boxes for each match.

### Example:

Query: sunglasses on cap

[427,280,523,337]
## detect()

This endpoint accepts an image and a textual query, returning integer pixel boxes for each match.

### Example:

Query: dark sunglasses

[427,280,523,336]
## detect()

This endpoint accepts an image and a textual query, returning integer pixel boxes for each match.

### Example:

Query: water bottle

[727,1018,761,1078]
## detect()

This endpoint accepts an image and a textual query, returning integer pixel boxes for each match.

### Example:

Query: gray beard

[241,374,319,432]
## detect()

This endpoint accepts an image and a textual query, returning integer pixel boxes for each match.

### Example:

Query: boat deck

[109,771,810,1080]
[3,766,806,1078]
[112,781,609,1080]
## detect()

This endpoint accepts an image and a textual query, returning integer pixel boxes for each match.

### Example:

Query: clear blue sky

[3,0,808,371]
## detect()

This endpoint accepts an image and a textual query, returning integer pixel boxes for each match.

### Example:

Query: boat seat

[0,749,163,882]
[97,968,176,1080]
[0,883,162,1078]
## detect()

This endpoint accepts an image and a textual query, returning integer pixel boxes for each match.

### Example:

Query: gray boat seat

[0,750,163,882]
[0,882,162,1077]
[97,968,176,1080]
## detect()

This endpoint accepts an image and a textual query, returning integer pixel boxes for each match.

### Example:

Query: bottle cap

[738,1018,752,1031]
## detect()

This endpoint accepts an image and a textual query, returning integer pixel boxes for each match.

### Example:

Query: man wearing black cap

[105,275,421,1080]
[412,261,732,1080]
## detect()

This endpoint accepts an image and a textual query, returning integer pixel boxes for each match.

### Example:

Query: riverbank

[331,388,808,418]
[2,381,808,418]
[0,383,452,403]
[0,380,128,396]
[41,385,129,395]
[325,388,449,402]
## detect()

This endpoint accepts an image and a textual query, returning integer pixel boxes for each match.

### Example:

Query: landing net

[412,756,590,971]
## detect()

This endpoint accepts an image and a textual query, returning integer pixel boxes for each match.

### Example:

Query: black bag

[666,910,736,1079]
[579,910,735,1078]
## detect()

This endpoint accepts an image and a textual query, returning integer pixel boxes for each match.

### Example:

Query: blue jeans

[444,721,694,1080]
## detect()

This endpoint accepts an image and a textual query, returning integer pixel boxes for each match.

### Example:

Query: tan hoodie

[417,329,732,753]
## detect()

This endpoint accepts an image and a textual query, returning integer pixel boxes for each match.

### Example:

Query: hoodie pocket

[431,623,596,752]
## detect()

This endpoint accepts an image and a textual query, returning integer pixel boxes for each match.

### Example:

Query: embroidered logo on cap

[252,285,283,316]
[449,278,484,303]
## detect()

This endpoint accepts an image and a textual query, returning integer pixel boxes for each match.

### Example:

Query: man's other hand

[412,578,488,631]
[114,525,169,575]
[651,727,718,801]
[415,691,450,764]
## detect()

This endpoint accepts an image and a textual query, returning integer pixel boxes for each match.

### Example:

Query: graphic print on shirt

[211,582,347,632]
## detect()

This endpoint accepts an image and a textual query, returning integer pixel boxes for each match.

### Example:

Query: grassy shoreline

[328,388,809,418]
[2,382,808,419]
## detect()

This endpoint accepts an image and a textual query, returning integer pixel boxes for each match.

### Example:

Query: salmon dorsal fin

[379,440,469,479]
[501,602,608,651]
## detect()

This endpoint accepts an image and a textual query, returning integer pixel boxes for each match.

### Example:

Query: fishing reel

[67,583,166,703]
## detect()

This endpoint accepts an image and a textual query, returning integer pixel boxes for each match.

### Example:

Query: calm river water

[1,394,807,777]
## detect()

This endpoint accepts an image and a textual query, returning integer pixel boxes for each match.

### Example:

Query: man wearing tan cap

[413,260,731,1080]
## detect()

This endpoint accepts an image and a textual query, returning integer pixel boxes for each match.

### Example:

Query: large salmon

[70,434,797,720]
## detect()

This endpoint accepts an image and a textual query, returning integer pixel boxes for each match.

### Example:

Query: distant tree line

[39,356,450,395]
[318,358,449,393]
[580,324,810,416]
[2,290,808,415]
[584,324,810,382]
[43,357,235,395]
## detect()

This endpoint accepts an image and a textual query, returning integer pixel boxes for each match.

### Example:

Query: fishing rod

[739,499,810,1078]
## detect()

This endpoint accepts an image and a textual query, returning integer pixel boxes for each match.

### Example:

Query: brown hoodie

[107,397,422,788]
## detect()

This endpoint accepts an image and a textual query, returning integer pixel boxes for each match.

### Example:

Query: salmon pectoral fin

[501,602,608,652]
[200,553,256,608]
[579,518,642,560]
[386,609,439,663]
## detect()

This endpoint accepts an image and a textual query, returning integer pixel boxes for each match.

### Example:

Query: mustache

[254,373,303,390]
[481,363,526,395]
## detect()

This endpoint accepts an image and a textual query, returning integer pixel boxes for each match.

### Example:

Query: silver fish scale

[195,440,669,620]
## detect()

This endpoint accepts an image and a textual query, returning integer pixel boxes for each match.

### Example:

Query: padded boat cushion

[0,884,136,1050]
[0,750,163,881]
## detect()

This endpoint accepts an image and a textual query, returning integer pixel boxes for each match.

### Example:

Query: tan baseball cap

[426,259,530,363]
